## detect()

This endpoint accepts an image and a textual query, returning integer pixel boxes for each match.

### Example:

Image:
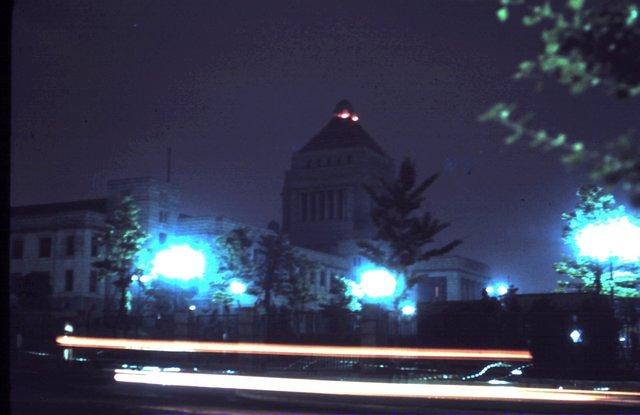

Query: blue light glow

[496,284,509,296]
[401,303,416,316]
[360,268,397,298]
[485,283,508,297]
[346,263,406,310]
[152,245,205,280]
[574,216,640,263]
[229,280,247,295]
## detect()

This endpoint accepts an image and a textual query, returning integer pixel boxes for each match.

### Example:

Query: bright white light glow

[360,268,397,298]
[401,304,416,316]
[188,305,196,311]
[575,216,640,262]
[570,329,583,344]
[619,336,626,342]
[339,111,350,119]
[113,370,640,405]
[229,280,247,295]
[485,286,495,296]
[64,323,74,334]
[140,275,151,283]
[497,284,509,296]
[151,245,205,280]
[56,336,533,361]
[351,115,359,121]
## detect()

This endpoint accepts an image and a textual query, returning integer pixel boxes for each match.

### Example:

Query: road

[10,351,640,414]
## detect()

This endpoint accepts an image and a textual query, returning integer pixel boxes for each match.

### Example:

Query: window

[89,271,98,293]
[39,237,52,258]
[425,277,447,301]
[66,235,75,256]
[327,190,334,219]
[318,191,325,221]
[65,270,74,292]
[11,239,24,259]
[310,192,317,221]
[91,235,99,257]
[337,190,344,220]
[159,232,167,244]
[159,211,168,223]
[300,192,308,222]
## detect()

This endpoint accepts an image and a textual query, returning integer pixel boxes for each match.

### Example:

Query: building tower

[282,100,394,254]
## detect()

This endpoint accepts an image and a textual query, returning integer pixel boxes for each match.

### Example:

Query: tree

[358,158,462,291]
[214,227,257,309]
[480,0,640,206]
[93,196,148,327]
[555,186,640,297]
[281,253,319,338]
[321,275,358,343]
[251,221,291,314]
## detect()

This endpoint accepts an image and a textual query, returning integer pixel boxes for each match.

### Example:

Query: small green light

[497,7,509,22]
[627,6,638,25]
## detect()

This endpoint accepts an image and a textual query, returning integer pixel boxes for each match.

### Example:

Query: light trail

[56,336,532,361]
[113,370,640,406]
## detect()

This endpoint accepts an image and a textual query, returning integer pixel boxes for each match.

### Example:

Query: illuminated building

[282,99,395,253]
[282,100,490,302]
[10,100,490,320]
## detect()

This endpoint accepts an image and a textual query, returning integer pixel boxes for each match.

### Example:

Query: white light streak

[113,370,640,405]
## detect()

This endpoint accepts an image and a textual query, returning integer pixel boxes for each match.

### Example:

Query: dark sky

[11,0,639,293]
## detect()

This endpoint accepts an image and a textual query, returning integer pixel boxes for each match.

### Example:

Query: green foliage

[555,186,639,297]
[214,227,256,307]
[321,275,358,339]
[479,102,640,206]
[497,0,640,97]
[220,222,321,313]
[281,254,319,313]
[145,278,198,314]
[358,158,462,289]
[93,195,148,318]
[252,221,294,312]
[481,1,640,206]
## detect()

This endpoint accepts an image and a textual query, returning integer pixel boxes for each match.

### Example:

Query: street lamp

[573,215,640,296]
[400,303,416,316]
[229,280,247,296]
[358,267,398,299]
[485,283,509,297]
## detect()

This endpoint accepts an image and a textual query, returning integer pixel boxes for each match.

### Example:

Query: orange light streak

[57,335,532,361]
[113,370,640,406]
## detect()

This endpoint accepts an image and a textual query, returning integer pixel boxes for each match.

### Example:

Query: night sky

[11,0,639,293]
